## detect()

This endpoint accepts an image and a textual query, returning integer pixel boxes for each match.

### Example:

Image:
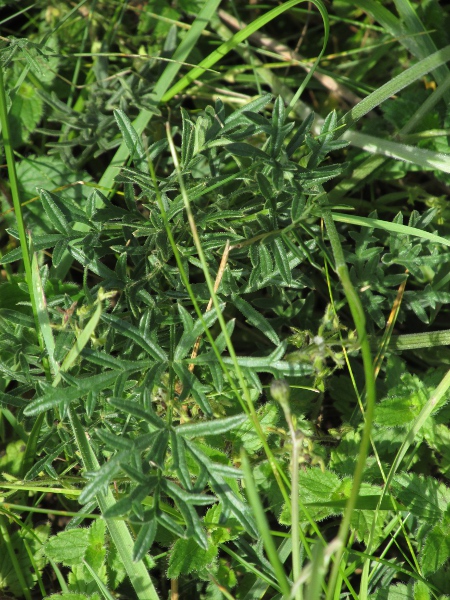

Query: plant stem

[322,208,376,600]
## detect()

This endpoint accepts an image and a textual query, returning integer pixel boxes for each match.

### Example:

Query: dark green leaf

[233,295,280,345]
[23,371,123,416]
[271,237,292,285]
[39,189,71,234]
[133,513,157,562]
[108,397,165,429]
[175,413,248,438]
[79,452,126,504]
[114,109,149,175]
[226,142,268,161]
[101,313,167,361]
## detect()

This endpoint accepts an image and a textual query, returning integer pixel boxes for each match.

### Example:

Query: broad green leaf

[81,348,155,371]
[172,362,212,415]
[243,111,272,133]
[24,441,66,481]
[44,529,90,566]
[1,233,64,264]
[181,107,195,166]
[52,238,69,267]
[392,473,450,523]
[156,511,186,539]
[167,537,218,578]
[177,303,194,335]
[371,583,414,599]
[223,93,272,126]
[270,96,287,158]
[95,429,134,452]
[191,354,313,377]
[228,403,278,454]
[286,112,315,157]
[186,441,258,538]
[163,478,216,507]
[420,522,450,577]
[258,244,274,278]
[256,172,273,202]
[174,306,221,360]
[31,252,58,374]
[170,431,192,490]
[160,479,208,548]
[232,295,280,346]
[102,494,134,519]
[280,467,346,525]
[226,142,268,161]
[375,373,428,427]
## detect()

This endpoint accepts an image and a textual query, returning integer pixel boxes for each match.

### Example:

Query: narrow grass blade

[0,58,32,284]
[0,515,32,600]
[329,212,450,248]
[322,209,376,600]
[82,559,116,600]
[342,130,450,174]
[163,0,328,105]
[350,0,450,98]
[241,451,291,598]
[338,45,450,134]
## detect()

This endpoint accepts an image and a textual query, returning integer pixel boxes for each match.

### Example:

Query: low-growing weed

[2,1,450,599]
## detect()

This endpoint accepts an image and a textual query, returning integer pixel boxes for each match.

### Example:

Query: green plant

[2,1,450,599]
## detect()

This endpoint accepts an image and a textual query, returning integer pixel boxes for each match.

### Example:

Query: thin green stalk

[321,208,376,600]
[68,406,160,600]
[241,451,291,599]
[0,514,32,600]
[0,66,33,312]
[271,380,305,600]
[291,436,301,600]
[0,58,52,497]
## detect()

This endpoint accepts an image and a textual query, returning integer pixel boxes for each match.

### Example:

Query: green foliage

[44,520,120,598]
[0,523,49,598]
[3,0,450,598]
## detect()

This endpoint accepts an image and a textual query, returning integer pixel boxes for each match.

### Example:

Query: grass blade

[240,450,291,598]
[338,45,450,134]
